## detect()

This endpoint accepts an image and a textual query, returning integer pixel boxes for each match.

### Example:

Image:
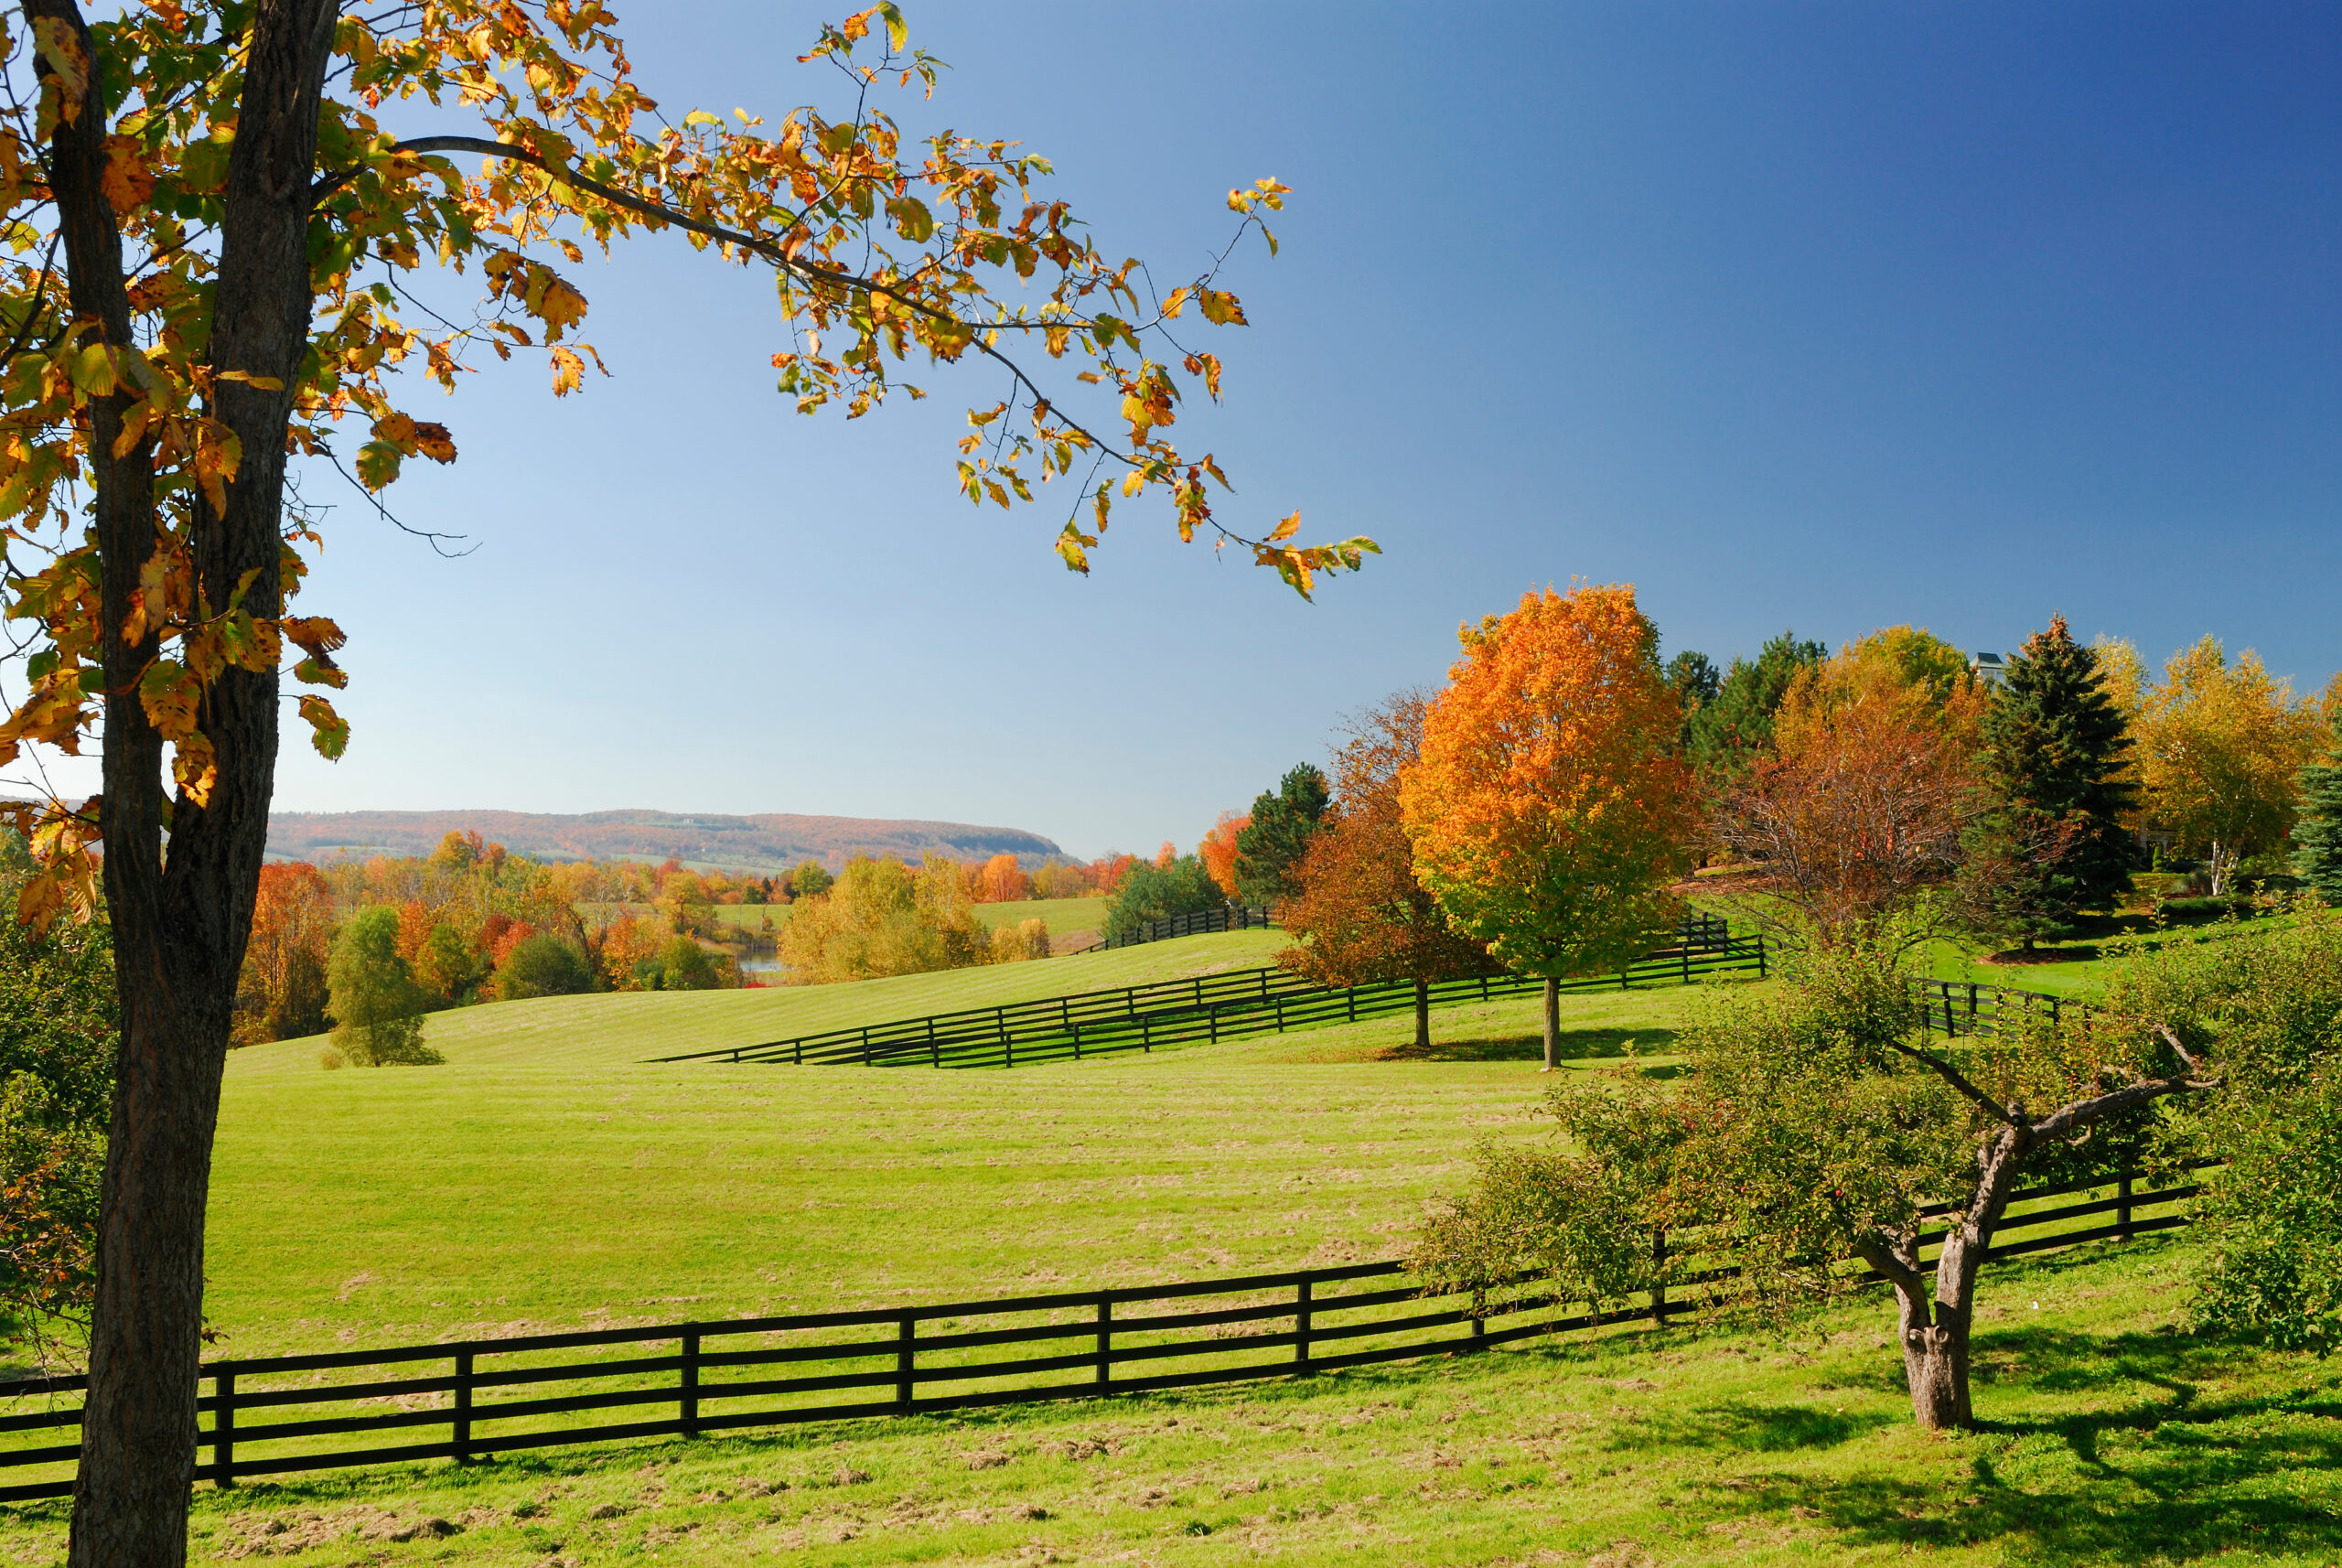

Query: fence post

[1142,1015,1151,1053]
[1681,941,1690,985]
[453,1348,474,1462]
[1471,1288,1487,1350]
[2050,994,2061,1027]
[1347,986,1356,1024]
[1095,1299,1112,1389]
[897,1314,917,1413]
[1295,1276,1313,1369]
[2118,1173,2134,1241]
[1651,1230,1668,1328]
[1944,992,1955,1037]
[1968,983,1980,1032]
[213,1364,235,1488]
[1756,938,1768,980]
[861,1026,872,1066]
[929,1016,939,1068]
[681,1329,701,1438]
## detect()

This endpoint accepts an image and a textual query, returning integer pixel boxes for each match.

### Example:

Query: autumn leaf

[1197,289,1248,327]
[101,136,156,216]
[30,18,87,127]
[298,694,349,760]
[410,421,457,462]
[548,346,585,396]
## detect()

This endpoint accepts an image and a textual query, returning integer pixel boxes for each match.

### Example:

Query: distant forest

[265,809,1065,874]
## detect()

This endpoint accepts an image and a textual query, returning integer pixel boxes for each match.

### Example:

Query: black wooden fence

[1062,903,1279,956]
[658,920,1760,1069]
[0,1165,2199,1502]
[1911,978,2075,1038]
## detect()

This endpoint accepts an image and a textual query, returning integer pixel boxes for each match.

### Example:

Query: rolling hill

[265,807,1065,871]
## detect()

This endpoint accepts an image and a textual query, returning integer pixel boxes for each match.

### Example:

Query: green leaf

[354,440,402,490]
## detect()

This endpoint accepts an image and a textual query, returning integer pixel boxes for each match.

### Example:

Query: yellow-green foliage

[779,855,993,983]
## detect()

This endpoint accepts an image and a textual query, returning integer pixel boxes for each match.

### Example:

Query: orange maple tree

[972,852,1031,903]
[1399,585,1699,1069]
[1198,809,1250,899]
[0,2,1368,1542]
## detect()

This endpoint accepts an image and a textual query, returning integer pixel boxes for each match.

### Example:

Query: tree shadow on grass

[1376,1026,1678,1064]
[1695,1321,2342,1563]
[1607,1398,1898,1454]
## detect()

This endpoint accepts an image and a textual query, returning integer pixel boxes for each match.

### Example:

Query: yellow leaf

[1267,510,1301,542]
[549,347,585,396]
[1121,470,1144,498]
[101,135,156,216]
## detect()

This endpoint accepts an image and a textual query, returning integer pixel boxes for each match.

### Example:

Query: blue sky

[38,1,2338,858]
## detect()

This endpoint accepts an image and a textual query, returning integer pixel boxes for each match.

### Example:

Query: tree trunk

[1542,977,1559,1071]
[1896,1281,1972,1429]
[1413,977,1430,1051]
[46,1,338,1557]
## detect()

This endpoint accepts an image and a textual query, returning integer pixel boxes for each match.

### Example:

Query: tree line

[1225,582,2342,1435]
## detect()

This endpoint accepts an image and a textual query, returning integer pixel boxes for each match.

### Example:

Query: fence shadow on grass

[1375,1026,1681,1064]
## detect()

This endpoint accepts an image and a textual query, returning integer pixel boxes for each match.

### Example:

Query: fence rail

[0,1165,2199,1502]
[1061,903,1279,956]
[658,919,1756,1069]
[1911,977,2075,1037]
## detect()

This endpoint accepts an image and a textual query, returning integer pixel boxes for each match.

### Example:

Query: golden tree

[1399,585,1698,1070]
[2134,637,2324,895]
[0,2,1370,1545]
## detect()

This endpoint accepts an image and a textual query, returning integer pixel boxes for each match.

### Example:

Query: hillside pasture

[195,943,1717,1362]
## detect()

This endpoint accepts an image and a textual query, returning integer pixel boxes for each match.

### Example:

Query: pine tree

[1965,616,2137,948]
[2293,725,2342,901]
[1233,764,1331,905]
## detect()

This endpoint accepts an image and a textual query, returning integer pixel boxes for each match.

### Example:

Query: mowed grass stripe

[202,976,1714,1360]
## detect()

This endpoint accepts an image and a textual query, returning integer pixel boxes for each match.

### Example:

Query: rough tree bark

[35,1,340,1560]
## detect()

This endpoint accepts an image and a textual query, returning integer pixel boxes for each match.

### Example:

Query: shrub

[989,918,1050,963]
[1102,854,1224,937]
[495,933,595,1000]
[327,907,443,1067]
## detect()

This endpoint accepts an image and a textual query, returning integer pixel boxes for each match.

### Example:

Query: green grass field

[8,1235,2337,1565]
[197,931,1704,1364]
[12,926,2336,1562]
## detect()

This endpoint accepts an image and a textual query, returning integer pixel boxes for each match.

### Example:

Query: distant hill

[265,810,1065,872]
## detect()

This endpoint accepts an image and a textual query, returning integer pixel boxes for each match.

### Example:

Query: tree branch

[328,134,1281,555]
[1851,1232,1928,1316]
[1881,1035,2015,1125]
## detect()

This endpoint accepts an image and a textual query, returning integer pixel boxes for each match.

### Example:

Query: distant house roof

[1970,651,2010,684]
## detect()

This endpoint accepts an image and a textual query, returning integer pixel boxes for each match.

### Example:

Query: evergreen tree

[1682,630,1828,774]
[1233,764,1331,905]
[1963,616,2137,947]
[2294,723,2342,901]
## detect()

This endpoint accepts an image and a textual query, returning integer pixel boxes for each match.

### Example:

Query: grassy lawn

[189,949,1717,1362]
[7,1234,2337,1564]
